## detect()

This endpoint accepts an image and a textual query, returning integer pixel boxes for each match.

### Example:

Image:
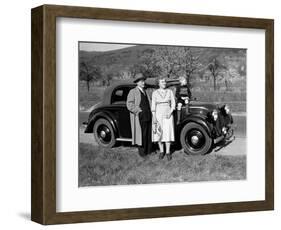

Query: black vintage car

[84,78,234,155]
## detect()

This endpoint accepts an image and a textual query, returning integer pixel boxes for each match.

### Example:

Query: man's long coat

[126,87,151,146]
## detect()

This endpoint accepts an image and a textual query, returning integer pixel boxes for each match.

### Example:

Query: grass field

[79,83,105,111]
[192,90,246,112]
[79,143,246,187]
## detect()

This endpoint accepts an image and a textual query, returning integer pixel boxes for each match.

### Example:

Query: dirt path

[212,137,246,155]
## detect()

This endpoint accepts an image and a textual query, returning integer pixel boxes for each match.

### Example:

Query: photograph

[78,42,247,187]
[30,3,274,225]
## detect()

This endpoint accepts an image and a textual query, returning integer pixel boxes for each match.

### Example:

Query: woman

[151,77,176,161]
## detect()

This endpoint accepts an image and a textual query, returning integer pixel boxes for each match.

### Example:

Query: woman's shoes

[159,152,172,161]
[166,154,172,161]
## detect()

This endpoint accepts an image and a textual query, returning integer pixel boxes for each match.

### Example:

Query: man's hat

[133,73,147,83]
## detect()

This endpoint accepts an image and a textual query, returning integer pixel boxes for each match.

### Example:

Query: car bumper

[214,126,234,144]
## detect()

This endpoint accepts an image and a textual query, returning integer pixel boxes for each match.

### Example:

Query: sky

[79,42,136,52]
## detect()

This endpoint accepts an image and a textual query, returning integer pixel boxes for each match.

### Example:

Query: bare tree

[101,65,122,86]
[153,47,202,87]
[207,58,227,91]
[104,72,113,86]
[153,47,181,78]
[129,46,201,84]
[79,62,93,91]
[179,47,202,86]
[130,48,161,78]
[129,63,142,78]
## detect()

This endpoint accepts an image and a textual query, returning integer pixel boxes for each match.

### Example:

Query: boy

[175,76,191,124]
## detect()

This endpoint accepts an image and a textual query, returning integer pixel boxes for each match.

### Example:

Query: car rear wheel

[93,118,116,148]
[180,122,212,155]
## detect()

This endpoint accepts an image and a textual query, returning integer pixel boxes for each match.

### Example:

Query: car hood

[189,101,219,113]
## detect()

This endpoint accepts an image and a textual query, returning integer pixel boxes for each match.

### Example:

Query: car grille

[213,111,233,136]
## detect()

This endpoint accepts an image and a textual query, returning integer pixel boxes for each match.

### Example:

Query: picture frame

[31,4,274,225]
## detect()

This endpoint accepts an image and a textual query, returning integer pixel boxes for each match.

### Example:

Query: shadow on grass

[79,143,246,187]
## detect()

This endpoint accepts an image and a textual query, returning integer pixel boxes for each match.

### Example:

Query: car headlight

[224,104,230,114]
[212,110,218,121]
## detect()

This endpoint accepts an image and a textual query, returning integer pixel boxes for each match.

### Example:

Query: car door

[110,86,132,139]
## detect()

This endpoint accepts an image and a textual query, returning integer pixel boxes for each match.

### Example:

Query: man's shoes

[152,150,159,155]
[139,153,149,161]
[159,152,165,160]
[166,154,172,161]
[143,154,150,160]
[138,148,145,157]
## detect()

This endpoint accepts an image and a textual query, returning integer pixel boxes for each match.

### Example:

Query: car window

[111,87,131,104]
[115,89,123,97]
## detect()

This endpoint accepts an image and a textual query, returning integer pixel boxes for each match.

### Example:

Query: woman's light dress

[151,88,176,142]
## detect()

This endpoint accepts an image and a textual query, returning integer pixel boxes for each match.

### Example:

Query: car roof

[101,78,181,105]
[106,78,180,91]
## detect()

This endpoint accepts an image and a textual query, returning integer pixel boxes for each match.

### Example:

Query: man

[126,73,152,158]
[175,76,192,125]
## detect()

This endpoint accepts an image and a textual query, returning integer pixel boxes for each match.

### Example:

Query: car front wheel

[180,122,212,155]
[93,118,116,148]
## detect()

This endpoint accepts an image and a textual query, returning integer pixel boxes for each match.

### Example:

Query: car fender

[84,111,118,135]
[179,114,212,137]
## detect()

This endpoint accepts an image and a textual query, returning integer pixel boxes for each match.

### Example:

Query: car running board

[116,138,132,142]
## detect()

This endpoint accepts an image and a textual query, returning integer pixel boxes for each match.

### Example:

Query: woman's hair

[156,76,167,86]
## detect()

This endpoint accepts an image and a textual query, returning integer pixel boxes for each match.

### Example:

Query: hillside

[80,44,246,72]
[79,44,246,91]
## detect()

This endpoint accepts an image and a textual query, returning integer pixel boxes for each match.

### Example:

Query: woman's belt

[156,101,171,106]
[156,101,170,104]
